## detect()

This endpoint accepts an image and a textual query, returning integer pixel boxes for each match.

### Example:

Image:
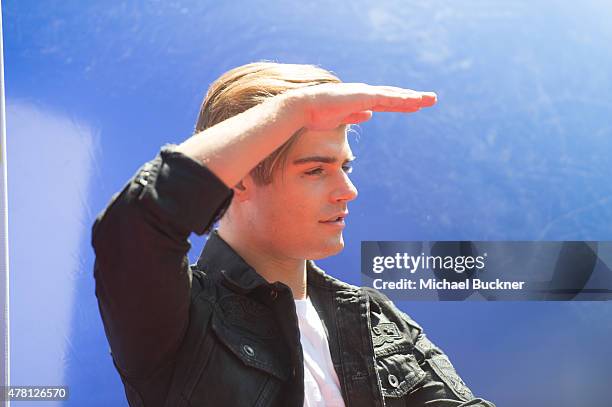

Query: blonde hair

[195,61,343,185]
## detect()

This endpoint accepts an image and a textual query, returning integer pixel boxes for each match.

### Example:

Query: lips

[320,212,349,223]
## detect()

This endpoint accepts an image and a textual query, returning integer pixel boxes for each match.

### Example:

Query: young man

[92,62,495,407]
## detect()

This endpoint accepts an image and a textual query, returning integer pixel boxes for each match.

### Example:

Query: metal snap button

[388,374,399,388]
[270,289,278,300]
[242,344,255,357]
[136,170,151,187]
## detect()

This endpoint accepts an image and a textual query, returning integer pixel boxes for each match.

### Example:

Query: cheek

[252,180,322,229]
[285,187,320,219]
[275,195,311,226]
[250,192,297,228]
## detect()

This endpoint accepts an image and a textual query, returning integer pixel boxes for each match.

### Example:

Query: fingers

[297,83,437,130]
[419,92,437,107]
[376,85,423,97]
[367,85,437,112]
[368,94,433,112]
[370,104,422,113]
[340,102,424,126]
[342,84,437,120]
[368,84,436,100]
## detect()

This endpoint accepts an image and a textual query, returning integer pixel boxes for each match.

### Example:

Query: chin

[309,237,345,260]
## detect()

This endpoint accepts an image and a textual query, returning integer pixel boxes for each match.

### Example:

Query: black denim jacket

[92,147,495,407]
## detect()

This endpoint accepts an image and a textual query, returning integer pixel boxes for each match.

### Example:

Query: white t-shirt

[294,296,346,407]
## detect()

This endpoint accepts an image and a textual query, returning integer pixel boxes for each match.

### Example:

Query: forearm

[175,91,305,188]
[92,149,232,377]
[174,83,437,189]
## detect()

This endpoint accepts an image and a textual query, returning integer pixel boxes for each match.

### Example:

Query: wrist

[278,88,309,129]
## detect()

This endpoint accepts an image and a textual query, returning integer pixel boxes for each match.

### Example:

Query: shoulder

[307,260,424,336]
[188,263,223,305]
[361,286,423,333]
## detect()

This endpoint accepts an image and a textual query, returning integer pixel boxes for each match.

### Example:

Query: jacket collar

[196,230,270,294]
[196,229,358,296]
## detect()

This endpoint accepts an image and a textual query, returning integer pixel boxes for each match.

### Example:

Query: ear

[232,176,254,202]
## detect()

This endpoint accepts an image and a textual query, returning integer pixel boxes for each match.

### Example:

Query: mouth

[319,212,348,227]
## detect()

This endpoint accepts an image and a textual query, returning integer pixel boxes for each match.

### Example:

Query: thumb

[341,110,373,125]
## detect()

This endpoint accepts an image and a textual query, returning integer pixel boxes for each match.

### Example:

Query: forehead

[287,126,353,160]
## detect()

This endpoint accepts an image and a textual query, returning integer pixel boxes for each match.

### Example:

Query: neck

[217,225,307,300]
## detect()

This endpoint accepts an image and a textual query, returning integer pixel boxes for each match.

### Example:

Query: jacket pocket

[185,296,290,406]
[375,345,427,399]
[211,305,291,382]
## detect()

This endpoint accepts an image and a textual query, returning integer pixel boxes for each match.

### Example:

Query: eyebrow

[292,155,357,165]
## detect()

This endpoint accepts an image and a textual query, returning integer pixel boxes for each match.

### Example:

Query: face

[243,127,358,261]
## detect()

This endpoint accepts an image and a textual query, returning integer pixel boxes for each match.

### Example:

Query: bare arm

[175,83,437,188]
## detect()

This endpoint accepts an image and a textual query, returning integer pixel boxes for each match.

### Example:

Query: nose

[331,171,358,203]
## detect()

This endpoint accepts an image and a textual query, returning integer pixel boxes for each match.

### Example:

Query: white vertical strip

[0,1,10,406]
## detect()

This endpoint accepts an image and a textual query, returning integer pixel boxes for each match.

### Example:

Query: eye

[304,164,353,176]
[305,167,324,176]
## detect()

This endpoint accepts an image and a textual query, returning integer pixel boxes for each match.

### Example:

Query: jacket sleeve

[91,145,233,379]
[366,289,496,407]
[404,321,496,407]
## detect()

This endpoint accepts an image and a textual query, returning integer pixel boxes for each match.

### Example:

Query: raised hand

[287,82,437,131]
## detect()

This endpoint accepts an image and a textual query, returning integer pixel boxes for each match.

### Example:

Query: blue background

[4,1,612,406]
